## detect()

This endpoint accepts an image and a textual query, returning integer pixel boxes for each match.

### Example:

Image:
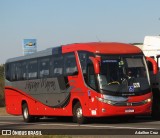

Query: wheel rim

[76,107,82,118]
[23,108,28,119]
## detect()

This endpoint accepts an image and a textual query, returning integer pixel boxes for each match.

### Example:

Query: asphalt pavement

[0,115,160,136]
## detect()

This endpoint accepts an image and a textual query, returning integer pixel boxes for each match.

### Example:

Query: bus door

[78,52,99,116]
[86,57,99,116]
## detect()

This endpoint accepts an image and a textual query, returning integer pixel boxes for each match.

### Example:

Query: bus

[5,42,157,124]
[134,36,160,119]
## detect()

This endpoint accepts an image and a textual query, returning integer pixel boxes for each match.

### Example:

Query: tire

[73,102,87,124]
[22,103,34,123]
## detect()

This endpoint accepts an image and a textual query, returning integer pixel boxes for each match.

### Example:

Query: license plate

[125,109,134,113]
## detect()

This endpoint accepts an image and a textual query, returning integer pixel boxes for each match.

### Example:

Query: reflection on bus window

[28,60,37,79]
[39,58,50,78]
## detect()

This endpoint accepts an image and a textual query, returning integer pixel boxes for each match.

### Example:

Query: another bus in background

[134,36,160,119]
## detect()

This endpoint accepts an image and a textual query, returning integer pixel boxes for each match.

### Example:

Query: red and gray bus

[5,42,157,124]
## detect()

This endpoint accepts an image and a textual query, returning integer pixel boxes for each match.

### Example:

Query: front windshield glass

[98,55,150,94]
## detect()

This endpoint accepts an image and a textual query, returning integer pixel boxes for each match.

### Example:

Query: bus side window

[64,53,78,76]
[5,63,11,81]
[78,51,97,90]
[11,63,16,81]
[78,52,87,74]
[28,60,37,79]
[86,59,97,90]
[15,62,22,81]
[52,55,64,77]
[22,62,28,80]
[39,57,50,78]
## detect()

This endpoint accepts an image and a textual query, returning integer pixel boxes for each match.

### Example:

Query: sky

[0,0,160,64]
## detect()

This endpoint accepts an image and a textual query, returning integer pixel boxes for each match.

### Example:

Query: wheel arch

[72,98,87,124]
[72,98,81,110]
[72,97,88,116]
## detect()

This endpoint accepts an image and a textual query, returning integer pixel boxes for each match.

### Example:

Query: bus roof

[6,42,142,63]
[62,42,142,54]
[6,47,54,63]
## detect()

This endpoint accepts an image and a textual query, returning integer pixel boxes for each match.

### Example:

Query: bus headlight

[96,96,152,106]
[96,97,115,105]
[144,98,152,103]
[96,95,128,105]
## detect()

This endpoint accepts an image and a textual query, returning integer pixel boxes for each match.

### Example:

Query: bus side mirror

[146,56,158,75]
[89,57,100,74]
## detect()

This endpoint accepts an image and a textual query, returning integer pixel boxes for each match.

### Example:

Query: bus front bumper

[88,96,152,117]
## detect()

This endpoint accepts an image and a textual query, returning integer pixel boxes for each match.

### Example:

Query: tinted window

[78,52,88,74]
[5,63,11,81]
[10,62,23,81]
[52,55,63,77]
[64,53,78,76]
[78,51,97,90]
[11,63,16,81]
[22,62,28,80]
[39,57,50,78]
[28,60,37,79]
[15,62,22,80]
[87,60,97,89]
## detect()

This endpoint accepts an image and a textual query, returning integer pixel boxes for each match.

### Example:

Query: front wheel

[73,102,87,124]
[22,103,34,123]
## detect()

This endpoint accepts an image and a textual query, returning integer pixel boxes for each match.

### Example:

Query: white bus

[135,36,160,119]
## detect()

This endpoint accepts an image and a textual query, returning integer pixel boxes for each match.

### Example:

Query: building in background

[23,39,37,56]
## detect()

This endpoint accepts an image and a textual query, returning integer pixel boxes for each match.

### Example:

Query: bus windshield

[98,55,150,94]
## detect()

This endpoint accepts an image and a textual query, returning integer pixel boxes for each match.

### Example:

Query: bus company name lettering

[25,78,56,91]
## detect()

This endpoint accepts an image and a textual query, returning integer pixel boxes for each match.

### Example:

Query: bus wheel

[73,102,86,124]
[22,103,34,123]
